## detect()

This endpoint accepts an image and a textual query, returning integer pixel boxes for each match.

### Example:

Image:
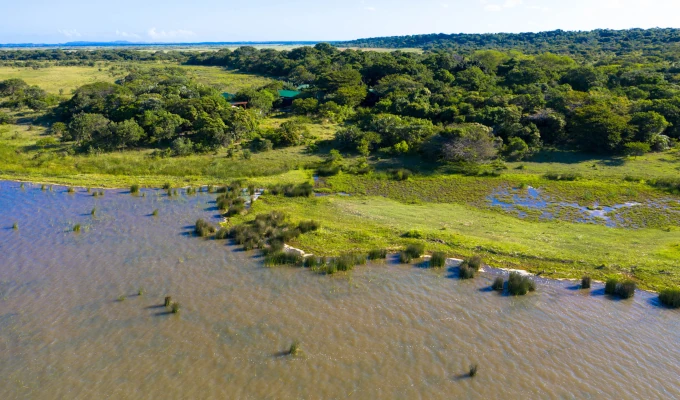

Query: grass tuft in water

[605,278,636,299]
[130,184,140,194]
[659,288,680,308]
[215,228,230,240]
[507,272,536,296]
[171,302,181,314]
[264,251,304,267]
[288,341,301,356]
[12,222,18,230]
[469,364,478,378]
[162,182,172,190]
[368,249,388,260]
[152,209,158,216]
[400,243,425,263]
[430,252,447,268]
[118,295,126,302]
[67,187,75,193]
[492,277,504,291]
[91,207,96,216]
[138,287,144,296]
[165,296,172,307]
[20,183,25,189]
[581,276,591,289]
[304,256,321,268]
[73,224,81,233]
[195,219,216,237]
[41,184,46,191]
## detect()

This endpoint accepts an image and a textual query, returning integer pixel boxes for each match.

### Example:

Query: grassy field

[0,65,119,96]
[236,194,680,291]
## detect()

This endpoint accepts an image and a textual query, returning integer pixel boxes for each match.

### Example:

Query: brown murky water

[1,181,679,399]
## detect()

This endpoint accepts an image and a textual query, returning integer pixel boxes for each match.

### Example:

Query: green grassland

[0,65,120,96]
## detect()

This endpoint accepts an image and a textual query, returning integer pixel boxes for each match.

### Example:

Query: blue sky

[2,0,679,43]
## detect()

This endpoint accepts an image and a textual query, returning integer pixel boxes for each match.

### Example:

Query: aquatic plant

[215,228,230,240]
[469,364,478,378]
[617,280,637,299]
[264,251,303,267]
[459,262,476,280]
[368,249,388,260]
[171,302,181,314]
[67,187,75,193]
[163,182,172,190]
[98,191,105,196]
[73,224,81,232]
[138,287,144,296]
[118,295,126,302]
[430,252,447,268]
[507,272,536,296]
[165,296,172,307]
[91,208,96,216]
[492,277,504,291]
[41,184,46,191]
[659,288,680,308]
[130,184,140,194]
[298,220,320,233]
[288,341,301,356]
[92,191,99,197]
[269,182,314,197]
[12,222,18,230]
[581,276,591,289]
[152,209,158,216]
[466,255,483,270]
[226,204,246,217]
[304,256,321,269]
[403,243,425,260]
[195,219,216,237]
[20,183,24,189]
[399,251,414,264]
[333,253,366,272]
[186,187,196,195]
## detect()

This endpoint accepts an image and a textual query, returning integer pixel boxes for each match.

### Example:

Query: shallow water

[1,181,679,399]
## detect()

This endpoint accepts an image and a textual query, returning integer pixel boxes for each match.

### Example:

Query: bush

[269,182,314,197]
[466,255,483,270]
[265,251,303,267]
[492,277,504,291]
[507,272,536,296]
[604,278,619,295]
[604,278,636,299]
[130,184,139,194]
[430,252,447,268]
[389,168,411,181]
[581,276,591,289]
[195,219,216,237]
[404,243,425,259]
[298,220,320,233]
[215,228,230,240]
[368,249,388,260]
[659,288,680,308]
[459,262,476,279]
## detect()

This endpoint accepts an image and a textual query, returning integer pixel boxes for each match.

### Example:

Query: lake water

[1,180,679,399]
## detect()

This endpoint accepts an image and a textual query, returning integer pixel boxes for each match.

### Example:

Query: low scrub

[430,252,447,268]
[389,169,411,181]
[269,183,314,198]
[491,277,504,291]
[195,219,216,237]
[402,230,423,239]
[544,172,582,181]
[659,288,680,308]
[368,249,387,260]
[605,278,636,299]
[507,272,536,296]
[298,220,320,233]
[581,276,591,289]
[264,251,303,267]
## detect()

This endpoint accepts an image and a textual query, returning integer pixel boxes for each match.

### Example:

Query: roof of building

[278,90,301,99]
[222,92,236,100]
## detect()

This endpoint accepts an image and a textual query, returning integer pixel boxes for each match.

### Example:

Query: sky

[1,0,680,44]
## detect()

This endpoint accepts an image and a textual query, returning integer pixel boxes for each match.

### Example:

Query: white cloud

[482,0,523,12]
[58,29,81,38]
[364,6,376,11]
[116,30,141,39]
[147,28,196,40]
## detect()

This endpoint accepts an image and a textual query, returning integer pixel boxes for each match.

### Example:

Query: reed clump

[195,219,216,237]
[605,278,636,299]
[152,209,158,216]
[400,243,425,263]
[368,249,388,260]
[459,255,482,279]
[91,208,96,216]
[469,364,478,378]
[215,227,230,240]
[264,251,304,267]
[130,184,140,194]
[12,222,18,230]
[507,272,536,296]
[118,295,126,302]
[67,187,75,193]
[269,182,314,197]
[288,341,301,356]
[165,296,172,307]
[170,302,180,314]
[73,224,82,232]
[228,211,315,254]
[659,288,680,308]
[163,182,172,190]
[430,252,447,268]
[492,277,504,291]
[581,276,591,289]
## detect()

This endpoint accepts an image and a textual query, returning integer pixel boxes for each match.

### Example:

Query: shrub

[581,276,591,289]
[466,255,483,270]
[492,277,504,291]
[226,203,246,217]
[507,272,536,296]
[368,249,388,260]
[617,280,636,299]
[659,288,680,308]
[264,251,303,267]
[459,262,476,279]
[215,228,230,240]
[195,219,216,237]
[404,243,425,259]
[269,182,314,198]
[604,278,619,296]
[317,164,342,177]
[402,230,423,239]
[389,168,411,181]
[130,184,140,194]
[298,220,320,233]
[430,252,447,268]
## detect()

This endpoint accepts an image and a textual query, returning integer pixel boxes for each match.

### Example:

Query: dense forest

[2,29,680,163]
[336,28,680,58]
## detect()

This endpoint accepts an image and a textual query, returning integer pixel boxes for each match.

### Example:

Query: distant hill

[335,28,680,56]
[0,41,322,49]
